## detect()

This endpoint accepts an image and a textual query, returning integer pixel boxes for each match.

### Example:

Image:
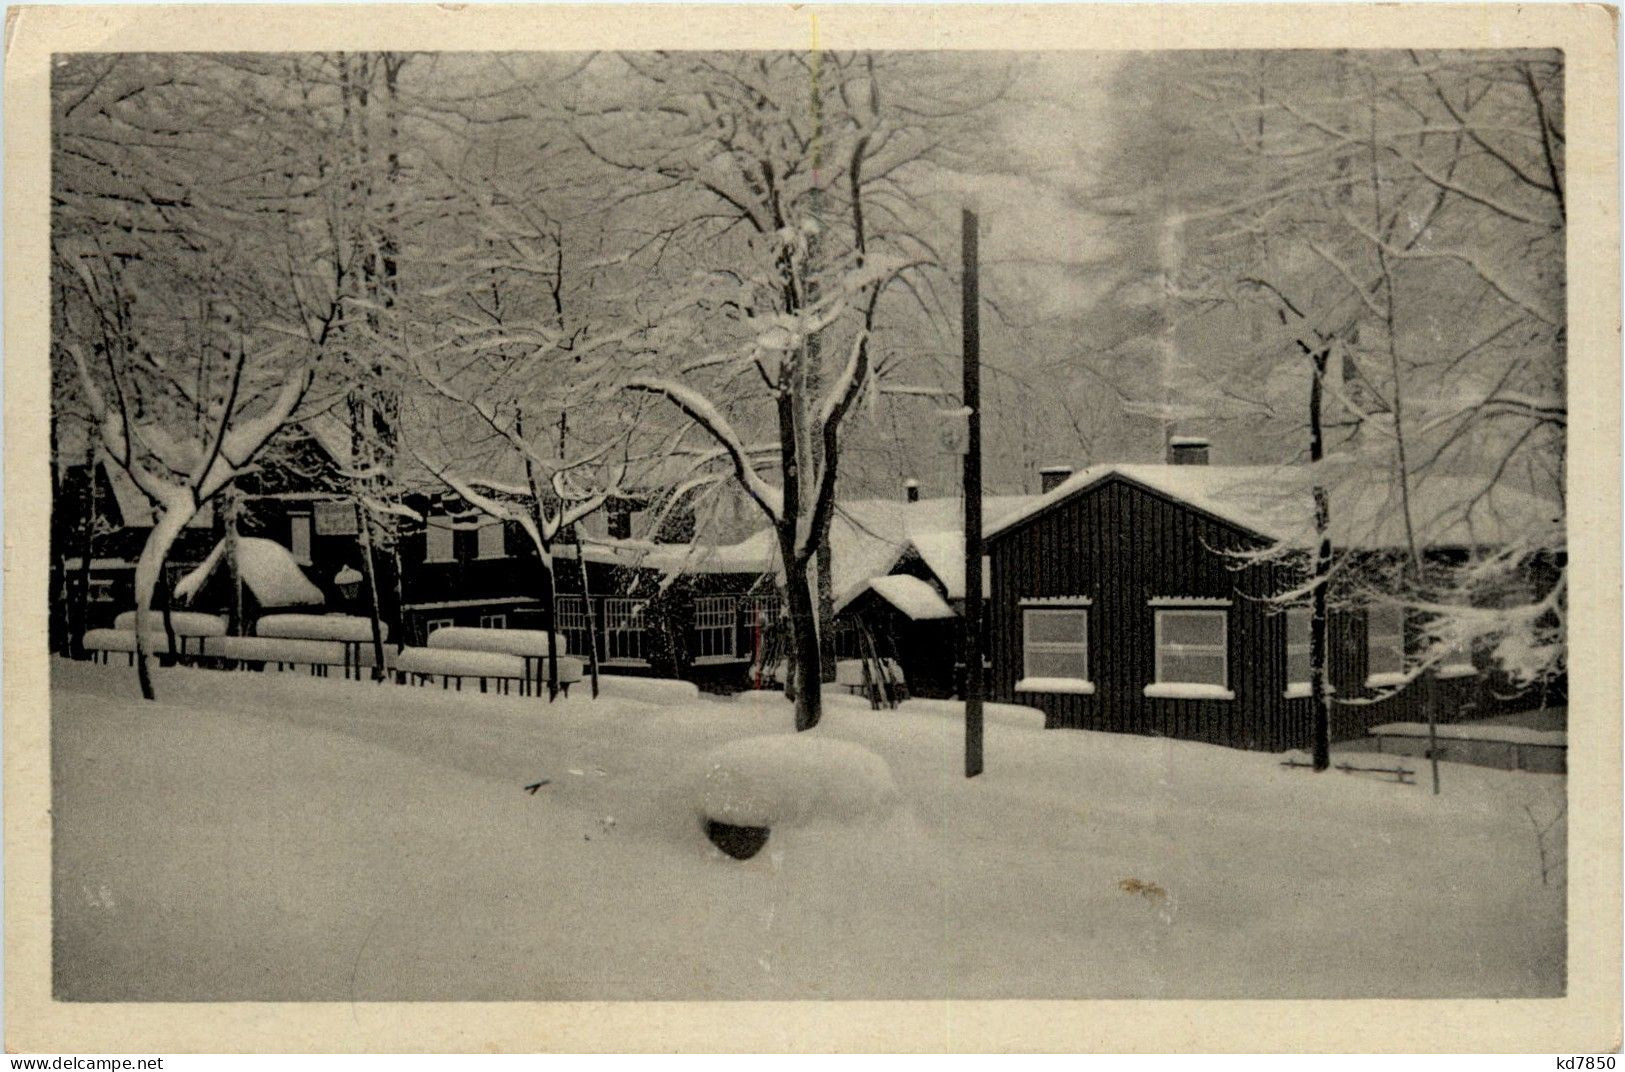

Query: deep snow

[51,658,1564,1001]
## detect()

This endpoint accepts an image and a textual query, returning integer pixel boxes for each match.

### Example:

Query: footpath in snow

[51,659,1565,1002]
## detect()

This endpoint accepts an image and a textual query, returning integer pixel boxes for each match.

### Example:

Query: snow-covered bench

[426,626,575,696]
[257,614,390,680]
[395,646,585,696]
[84,611,227,664]
[202,635,354,677]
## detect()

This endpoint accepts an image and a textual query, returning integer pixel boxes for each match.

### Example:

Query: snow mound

[113,611,226,637]
[257,614,385,643]
[696,735,902,829]
[733,687,790,705]
[174,538,324,608]
[897,697,1048,731]
[595,676,700,704]
[428,626,566,658]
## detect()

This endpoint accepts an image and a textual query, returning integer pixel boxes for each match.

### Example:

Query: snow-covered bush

[594,676,700,705]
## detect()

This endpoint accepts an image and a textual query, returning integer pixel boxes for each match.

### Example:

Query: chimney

[1039,465,1073,494]
[904,478,920,503]
[1167,436,1210,466]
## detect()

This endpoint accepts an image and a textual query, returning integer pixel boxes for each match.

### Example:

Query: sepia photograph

[6,1,1619,1054]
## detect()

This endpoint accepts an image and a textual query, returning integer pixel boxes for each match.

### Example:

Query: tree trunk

[70,443,98,659]
[356,501,387,681]
[48,409,69,655]
[132,506,192,701]
[574,545,602,698]
[783,545,823,731]
[817,536,836,683]
[224,487,244,636]
[538,548,560,701]
[1309,347,1333,770]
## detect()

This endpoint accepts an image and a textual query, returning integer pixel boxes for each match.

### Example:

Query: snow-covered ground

[51,658,1564,1002]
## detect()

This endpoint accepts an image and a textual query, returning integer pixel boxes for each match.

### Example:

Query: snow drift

[696,735,903,830]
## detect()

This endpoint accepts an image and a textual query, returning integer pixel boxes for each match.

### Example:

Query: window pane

[290,515,312,563]
[1287,650,1311,686]
[1368,605,1403,641]
[426,519,454,561]
[1160,651,1226,686]
[1369,640,1405,675]
[1025,609,1086,644]
[1159,611,1224,646]
[1026,648,1088,680]
[1286,607,1310,649]
[477,522,505,558]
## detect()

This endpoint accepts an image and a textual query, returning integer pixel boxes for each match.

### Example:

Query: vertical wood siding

[988,474,1552,752]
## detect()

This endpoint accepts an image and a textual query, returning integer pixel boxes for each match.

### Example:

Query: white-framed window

[479,613,507,629]
[1285,606,1312,698]
[693,596,738,662]
[555,596,593,660]
[1148,608,1232,699]
[426,618,453,635]
[425,515,455,563]
[289,514,313,565]
[740,594,780,625]
[476,520,507,560]
[1366,605,1406,685]
[602,597,649,663]
[1017,601,1092,694]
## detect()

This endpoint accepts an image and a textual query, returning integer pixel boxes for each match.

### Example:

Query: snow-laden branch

[625,376,785,523]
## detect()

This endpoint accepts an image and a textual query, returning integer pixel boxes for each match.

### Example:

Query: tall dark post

[962,208,984,779]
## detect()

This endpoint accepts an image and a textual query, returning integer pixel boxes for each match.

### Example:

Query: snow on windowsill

[1144,683,1235,701]
[1014,677,1095,695]
[1284,683,1311,699]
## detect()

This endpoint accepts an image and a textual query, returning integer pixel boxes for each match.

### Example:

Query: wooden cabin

[984,445,1562,752]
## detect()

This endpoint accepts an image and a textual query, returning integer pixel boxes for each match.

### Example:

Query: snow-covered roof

[830,494,1038,613]
[985,463,1561,551]
[174,536,325,608]
[301,412,355,467]
[866,575,956,621]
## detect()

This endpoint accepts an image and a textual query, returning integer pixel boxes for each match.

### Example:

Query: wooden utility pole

[962,208,984,779]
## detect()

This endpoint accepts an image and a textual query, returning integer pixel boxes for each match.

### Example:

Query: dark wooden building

[396,489,778,689]
[984,456,1561,752]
